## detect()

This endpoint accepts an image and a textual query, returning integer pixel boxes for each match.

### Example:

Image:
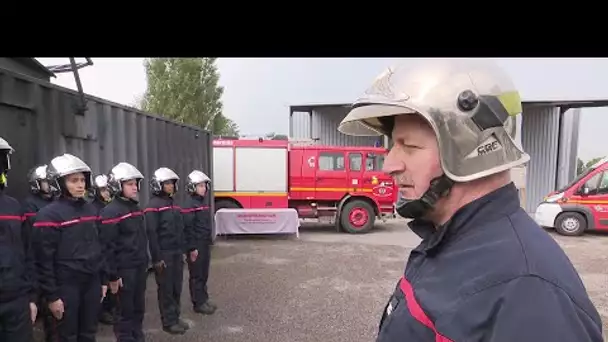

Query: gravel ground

[36,218,608,341]
[548,230,608,330]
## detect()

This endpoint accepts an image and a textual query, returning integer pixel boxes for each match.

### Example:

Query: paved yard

[86,218,608,341]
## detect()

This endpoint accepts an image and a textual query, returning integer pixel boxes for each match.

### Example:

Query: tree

[577,156,606,176]
[585,156,605,169]
[139,58,239,136]
[577,158,585,176]
[211,114,240,137]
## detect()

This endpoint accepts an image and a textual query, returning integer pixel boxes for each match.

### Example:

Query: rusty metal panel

[521,105,560,214]
[0,68,214,208]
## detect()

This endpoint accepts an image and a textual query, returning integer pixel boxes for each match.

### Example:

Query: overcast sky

[36,58,608,162]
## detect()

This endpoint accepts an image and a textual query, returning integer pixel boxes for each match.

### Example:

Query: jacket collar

[409,182,521,254]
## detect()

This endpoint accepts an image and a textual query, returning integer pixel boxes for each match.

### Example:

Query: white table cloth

[214,208,300,238]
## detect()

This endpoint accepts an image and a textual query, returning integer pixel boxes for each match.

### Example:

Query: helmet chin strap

[396,175,455,220]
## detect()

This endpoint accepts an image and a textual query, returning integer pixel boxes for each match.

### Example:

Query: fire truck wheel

[340,200,375,234]
[215,199,240,213]
[555,212,587,236]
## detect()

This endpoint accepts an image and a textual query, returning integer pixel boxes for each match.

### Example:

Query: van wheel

[555,212,586,236]
[340,200,375,234]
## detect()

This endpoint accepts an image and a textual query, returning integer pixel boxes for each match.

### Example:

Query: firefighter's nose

[382,147,405,176]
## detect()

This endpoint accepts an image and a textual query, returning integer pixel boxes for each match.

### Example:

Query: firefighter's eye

[395,138,419,149]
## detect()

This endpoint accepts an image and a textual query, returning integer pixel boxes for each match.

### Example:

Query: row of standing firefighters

[0,136,217,342]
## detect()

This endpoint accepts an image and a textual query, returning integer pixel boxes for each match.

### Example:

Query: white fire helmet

[27,164,49,193]
[93,174,109,189]
[46,153,92,195]
[186,170,211,194]
[338,59,530,218]
[150,167,179,195]
[108,162,144,195]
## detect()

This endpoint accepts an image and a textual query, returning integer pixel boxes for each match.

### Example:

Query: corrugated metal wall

[521,105,561,213]
[290,106,382,146]
[0,68,214,206]
[290,111,311,139]
[557,108,581,188]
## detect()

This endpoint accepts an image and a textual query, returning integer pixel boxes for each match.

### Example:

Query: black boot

[163,324,187,335]
[194,300,217,315]
[178,318,190,330]
[99,311,115,325]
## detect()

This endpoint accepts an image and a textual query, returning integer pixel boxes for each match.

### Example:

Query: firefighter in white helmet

[90,174,112,213]
[98,162,148,341]
[0,137,37,342]
[338,59,602,341]
[89,174,117,326]
[145,167,189,335]
[183,170,217,315]
[21,164,55,342]
[33,153,107,342]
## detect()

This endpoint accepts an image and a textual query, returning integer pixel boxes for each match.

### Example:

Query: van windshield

[556,167,596,193]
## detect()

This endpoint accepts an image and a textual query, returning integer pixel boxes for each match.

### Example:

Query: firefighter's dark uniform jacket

[91,197,107,213]
[22,193,53,235]
[99,196,149,281]
[145,194,186,262]
[34,197,106,303]
[182,194,211,249]
[0,191,36,303]
[377,183,603,342]
[21,193,53,298]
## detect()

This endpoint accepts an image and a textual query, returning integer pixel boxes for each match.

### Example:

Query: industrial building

[289,100,606,214]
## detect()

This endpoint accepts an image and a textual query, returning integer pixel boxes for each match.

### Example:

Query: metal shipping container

[0,67,214,209]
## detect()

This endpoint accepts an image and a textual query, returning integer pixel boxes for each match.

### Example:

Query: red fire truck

[212,138,398,234]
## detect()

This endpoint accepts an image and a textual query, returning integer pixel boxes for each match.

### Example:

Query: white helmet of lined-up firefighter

[108,162,144,196]
[150,167,179,195]
[93,174,109,189]
[186,170,211,195]
[90,174,110,200]
[27,164,49,194]
[338,59,529,218]
[0,136,14,188]
[46,153,92,196]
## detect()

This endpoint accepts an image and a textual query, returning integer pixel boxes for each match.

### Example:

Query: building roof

[16,58,56,78]
[290,98,608,113]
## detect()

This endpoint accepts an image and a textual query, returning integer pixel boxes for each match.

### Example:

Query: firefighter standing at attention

[145,167,189,335]
[337,59,603,341]
[91,174,112,212]
[22,164,55,342]
[0,136,37,342]
[183,170,217,315]
[22,165,55,235]
[99,162,149,342]
[34,153,107,342]
[91,173,117,326]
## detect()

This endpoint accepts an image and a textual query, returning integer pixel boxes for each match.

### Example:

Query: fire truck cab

[212,138,397,234]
